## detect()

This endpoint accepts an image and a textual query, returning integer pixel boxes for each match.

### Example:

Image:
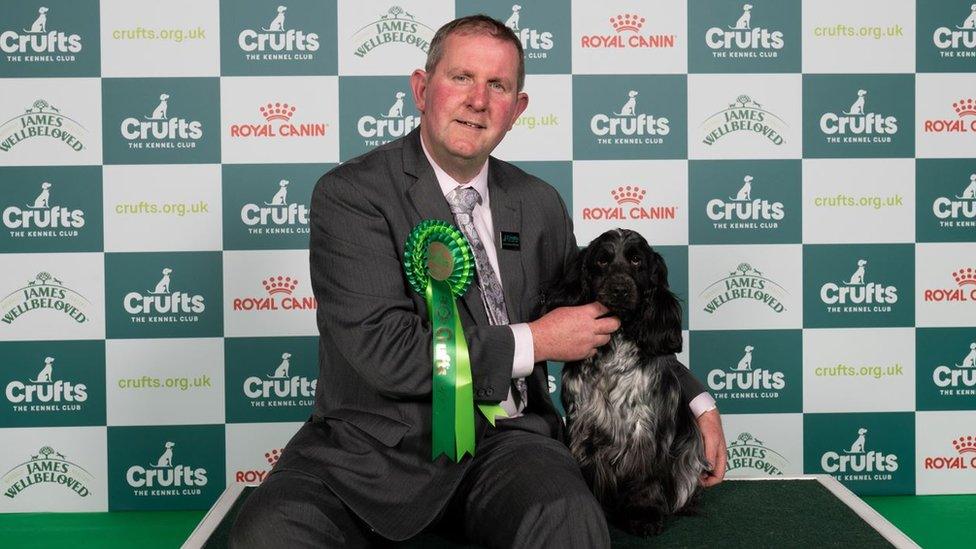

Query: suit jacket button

[477,389,485,397]
[486,388,494,396]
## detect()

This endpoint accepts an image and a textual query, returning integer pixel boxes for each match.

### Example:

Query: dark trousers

[229,419,610,548]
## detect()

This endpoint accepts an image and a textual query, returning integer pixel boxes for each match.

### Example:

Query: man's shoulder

[489,156,565,205]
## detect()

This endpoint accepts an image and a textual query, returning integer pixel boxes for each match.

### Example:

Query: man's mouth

[456,119,486,129]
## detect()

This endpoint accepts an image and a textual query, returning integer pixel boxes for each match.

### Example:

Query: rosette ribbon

[404,220,508,462]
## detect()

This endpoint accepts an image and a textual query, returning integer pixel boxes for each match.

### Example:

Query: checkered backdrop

[1,0,975,512]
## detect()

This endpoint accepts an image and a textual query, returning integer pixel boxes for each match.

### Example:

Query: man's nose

[467,84,488,110]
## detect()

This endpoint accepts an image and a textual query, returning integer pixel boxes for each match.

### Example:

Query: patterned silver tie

[447,186,527,414]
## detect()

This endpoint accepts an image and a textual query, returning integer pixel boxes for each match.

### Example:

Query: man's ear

[508,91,529,130]
[410,69,428,114]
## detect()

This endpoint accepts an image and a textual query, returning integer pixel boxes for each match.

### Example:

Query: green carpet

[0,489,971,548]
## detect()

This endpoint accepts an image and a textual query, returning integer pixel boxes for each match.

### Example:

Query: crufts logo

[707,344,785,398]
[726,432,788,475]
[589,90,670,145]
[120,93,203,148]
[234,448,284,483]
[238,4,320,57]
[820,259,898,312]
[580,13,675,49]
[125,442,208,495]
[5,356,88,411]
[932,4,976,51]
[232,276,316,311]
[3,181,85,237]
[229,102,326,138]
[819,89,898,143]
[820,427,899,480]
[932,173,976,225]
[706,175,784,229]
[924,436,976,470]
[122,267,206,323]
[924,267,976,302]
[924,98,976,133]
[705,3,784,56]
[0,6,83,58]
[357,91,419,146]
[2,445,92,499]
[932,341,976,392]
[240,179,310,234]
[352,6,434,58]
[242,351,316,405]
[0,99,86,152]
[701,95,786,146]
[503,5,554,57]
[700,263,787,314]
[580,185,676,221]
[1,271,90,325]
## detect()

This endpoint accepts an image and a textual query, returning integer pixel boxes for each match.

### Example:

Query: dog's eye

[596,258,609,268]
[629,256,642,267]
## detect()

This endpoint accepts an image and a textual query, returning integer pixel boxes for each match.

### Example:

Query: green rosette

[404,220,507,462]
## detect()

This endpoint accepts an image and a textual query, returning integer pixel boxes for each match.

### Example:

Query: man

[230,15,726,548]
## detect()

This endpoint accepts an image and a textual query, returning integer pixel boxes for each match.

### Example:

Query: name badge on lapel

[501,231,520,251]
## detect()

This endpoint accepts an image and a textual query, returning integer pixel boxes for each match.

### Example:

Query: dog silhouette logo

[844,90,868,116]
[31,356,55,383]
[505,5,522,31]
[731,175,753,201]
[958,343,976,368]
[961,4,976,30]
[30,182,52,208]
[957,174,976,199]
[269,352,292,378]
[146,94,170,120]
[150,268,173,295]
[614,90,639,116]
[385,92,406,118]
[847,259,868,285]
[845,428,868,454]
[264,5,287,32]
[733,346,754,371]
[731,4,753,30]
[151,442,176,468]
[24,6,48,33]
[266,180,289,206]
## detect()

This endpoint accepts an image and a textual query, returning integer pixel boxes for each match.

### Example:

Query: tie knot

[447,186,480,216]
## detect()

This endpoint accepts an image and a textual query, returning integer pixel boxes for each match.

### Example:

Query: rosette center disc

[427,241,454,282]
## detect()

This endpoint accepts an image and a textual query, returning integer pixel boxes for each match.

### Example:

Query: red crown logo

[263,275,299,295]
[952,436,976,454]
[953,98,976,118]
[610,185,646,205]
[265,448,283,465]
[952,267,976,287]
[610,13,645,34]
[259,102,297,122]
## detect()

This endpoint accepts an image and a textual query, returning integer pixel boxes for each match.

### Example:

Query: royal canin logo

[924,98,976,133]
[581,186,676,221]
[232,276,316,311]
[234,448,284,483]
[579,13,675,49]
[924,436,976,470]
[229,102,327,138]
[924,267,976,302]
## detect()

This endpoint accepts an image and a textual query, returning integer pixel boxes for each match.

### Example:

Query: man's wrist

[689,392,717,418]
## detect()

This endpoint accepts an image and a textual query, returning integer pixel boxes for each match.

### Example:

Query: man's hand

[697,408,727,487]
[529,302,619,362]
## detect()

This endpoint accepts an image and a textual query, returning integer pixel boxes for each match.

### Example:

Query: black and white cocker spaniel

[548,228,708,536]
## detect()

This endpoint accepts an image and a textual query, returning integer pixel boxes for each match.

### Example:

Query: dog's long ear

[637,250,682,355]
[542,247,590,311]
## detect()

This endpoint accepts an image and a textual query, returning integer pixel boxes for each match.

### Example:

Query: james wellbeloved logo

[1,271,90,326]
[700,95,787,147]
[573,75,686,160]
[0,167,102,253]
[0,2,98,77]
[689,0,800,72]
[222,164,323,250]
[578,12,674,50]
[726,432,789,476]
[231,276,316,312]
[923,98,976,133]
[805,245,914,328]
[805,412,914,494]
[700,262,787,315]
[917,161,976,242]
[2,446,93,500]
[580,186,677,221]
[803,75,914,158]
[225,336,318,422]
[221,0,335,76]
[0,99,86,153]
[351,6,434,58]
[923,436,976,471]
[228,101,327,139]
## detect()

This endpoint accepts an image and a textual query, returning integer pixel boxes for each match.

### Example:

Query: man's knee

[517,491,609,548]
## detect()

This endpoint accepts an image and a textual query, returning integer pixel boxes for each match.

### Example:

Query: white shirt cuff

[509,323,535,378]
[689,392,718,418]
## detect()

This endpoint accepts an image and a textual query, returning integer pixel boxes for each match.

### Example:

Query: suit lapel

[403,130,488,325]
[488,160,526,323]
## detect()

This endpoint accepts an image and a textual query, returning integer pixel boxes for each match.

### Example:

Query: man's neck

[419,132,485,185]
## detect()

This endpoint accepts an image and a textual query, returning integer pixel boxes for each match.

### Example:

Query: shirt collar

[420,133,490,208]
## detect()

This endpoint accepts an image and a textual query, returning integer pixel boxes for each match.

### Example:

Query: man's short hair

[425,15,526,92]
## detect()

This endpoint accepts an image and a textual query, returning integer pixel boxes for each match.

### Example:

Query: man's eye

[490,82,505,92]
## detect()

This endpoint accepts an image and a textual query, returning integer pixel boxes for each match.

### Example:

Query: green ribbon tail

[428,280,458,461]
[477,403,508,427]
[452,312,475,460]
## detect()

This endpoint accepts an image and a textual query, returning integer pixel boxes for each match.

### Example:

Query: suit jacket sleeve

[309,169,515,401]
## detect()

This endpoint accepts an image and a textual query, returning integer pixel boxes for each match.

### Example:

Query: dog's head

[547,228,682,355]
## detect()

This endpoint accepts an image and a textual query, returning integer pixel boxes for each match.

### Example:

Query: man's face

[410,32,528,175]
